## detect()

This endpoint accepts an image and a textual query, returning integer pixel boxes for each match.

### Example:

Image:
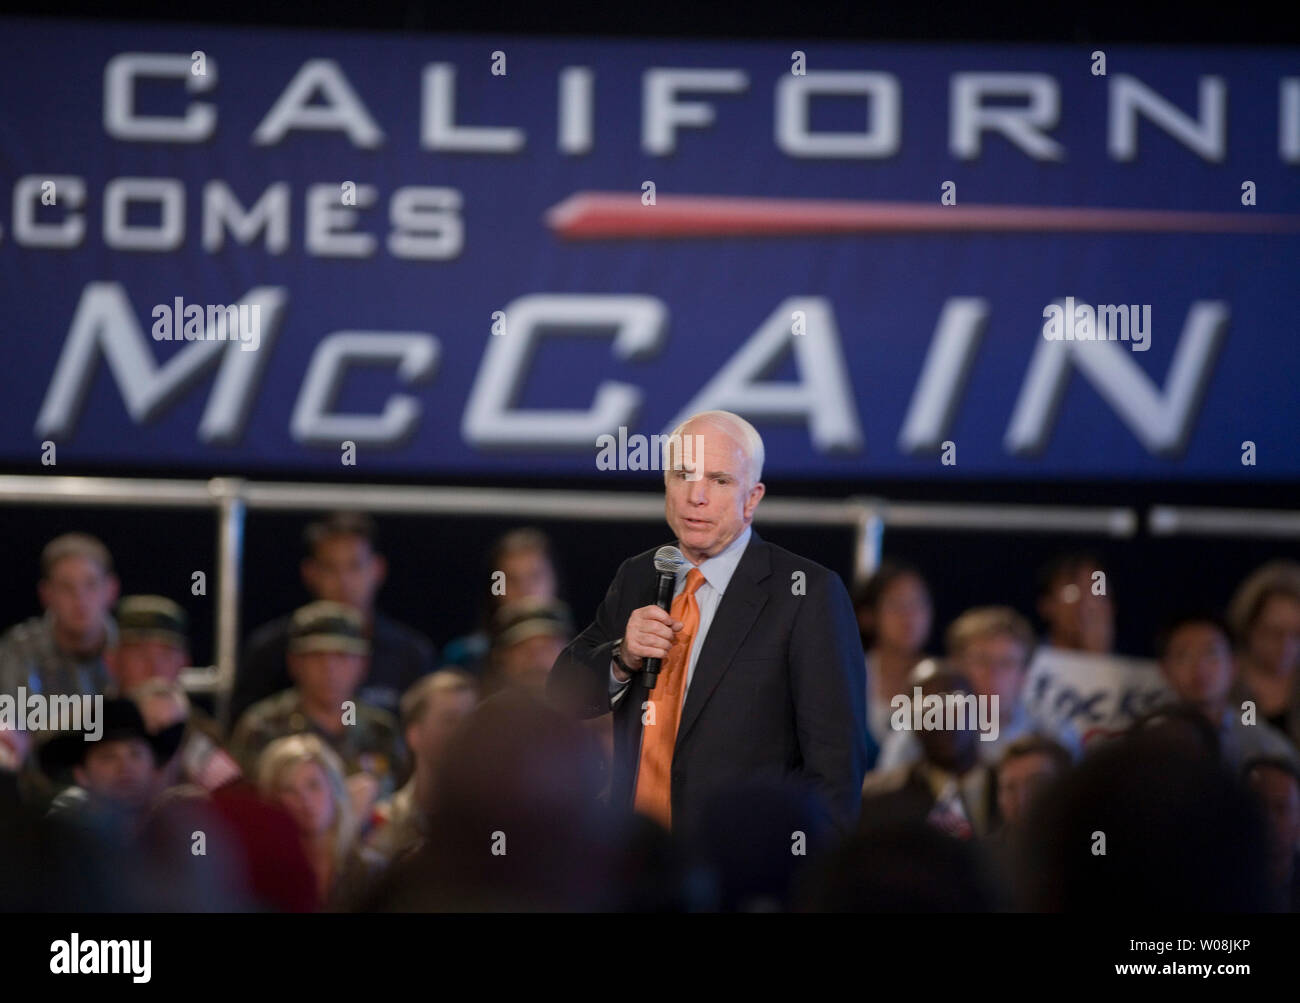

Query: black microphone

[642,545,685,690]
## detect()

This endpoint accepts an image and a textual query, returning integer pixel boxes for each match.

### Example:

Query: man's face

[500,548,557,603]
[109,639,188,692]
[997,751,1060,827]
[302,535,385,613]
[1161,623,1233,716]
[957,634,1028,725]
[1248,766,1300,864]
[1040,566,1113,653]
[290,650,367,709]
[874,575,932,653]
[74,738,156,810]
[275,760,336,837]
[498,634,568,695]
[39,556,119,640]
[663,422,764,565]
[1247,595,1300,676]
[408,688,477,767]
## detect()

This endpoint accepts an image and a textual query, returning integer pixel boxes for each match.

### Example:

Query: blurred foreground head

[1012,725,1270,911]
[689,779,833,912]
[799,821,995,911]
[364,690,613,910]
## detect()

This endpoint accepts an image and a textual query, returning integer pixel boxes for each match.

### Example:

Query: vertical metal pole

[851,499,884,588]
[210,478,246,732]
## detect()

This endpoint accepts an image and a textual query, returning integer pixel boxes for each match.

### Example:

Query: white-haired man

[549,410,868,839]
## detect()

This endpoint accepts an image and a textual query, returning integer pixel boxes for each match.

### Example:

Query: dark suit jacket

[859,761,1000,838]
[548,530,868,837]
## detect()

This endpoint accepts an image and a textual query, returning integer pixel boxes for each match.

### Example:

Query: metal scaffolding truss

[18,475,1278,727]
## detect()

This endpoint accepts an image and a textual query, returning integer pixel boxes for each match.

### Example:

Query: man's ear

[372,553,388,589]
[744,481,766,519]
[105,573,120,606]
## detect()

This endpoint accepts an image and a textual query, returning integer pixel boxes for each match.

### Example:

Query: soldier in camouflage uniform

[0,533,119,700]
[230,601,405,806]
[104,596,191,694]
[108,595,242,792]
[1,534,119,805]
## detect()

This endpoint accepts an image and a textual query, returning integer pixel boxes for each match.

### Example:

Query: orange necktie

[633,567,705,830]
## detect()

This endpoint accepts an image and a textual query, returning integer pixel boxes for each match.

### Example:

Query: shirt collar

[682,526,752,596]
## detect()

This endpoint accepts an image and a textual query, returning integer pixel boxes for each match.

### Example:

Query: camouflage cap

[116,595,188,648]
[490,599,573,650]
[288,600,369,656]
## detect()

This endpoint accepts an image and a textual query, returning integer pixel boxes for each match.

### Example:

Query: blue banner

[2,19,1297,480]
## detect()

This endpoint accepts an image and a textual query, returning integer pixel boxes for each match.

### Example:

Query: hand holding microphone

[620,606,684,678]
[620,546,687,690]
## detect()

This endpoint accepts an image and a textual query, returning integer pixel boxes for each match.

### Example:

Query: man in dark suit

[860,668,1000,840]
[548,410,868,839]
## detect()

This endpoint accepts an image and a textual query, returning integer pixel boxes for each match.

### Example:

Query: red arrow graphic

[545,191,1300,238]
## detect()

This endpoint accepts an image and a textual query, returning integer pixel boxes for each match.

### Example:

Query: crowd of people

[1,513,1299,911]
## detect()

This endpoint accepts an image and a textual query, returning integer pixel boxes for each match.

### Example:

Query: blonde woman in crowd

[257,734,382,910]
[1229,562,1300,748]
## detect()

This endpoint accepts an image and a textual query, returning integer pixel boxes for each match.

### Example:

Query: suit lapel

[674,532,771,750]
